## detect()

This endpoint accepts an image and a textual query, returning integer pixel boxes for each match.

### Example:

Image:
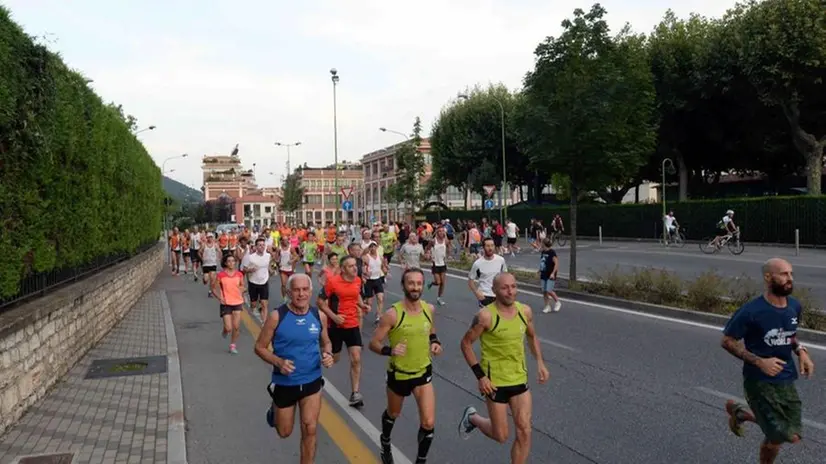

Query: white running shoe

[553,301,562,312]
[542,305,552,314]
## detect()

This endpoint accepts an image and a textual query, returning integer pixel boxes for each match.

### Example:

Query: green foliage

[280,170,305,213]
[0,6,162,299]
[425,195,826,245]
[385,117,426,218]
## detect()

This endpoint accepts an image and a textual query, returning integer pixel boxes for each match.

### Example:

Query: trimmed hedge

[426,196,826,246]
[0,7,163,298]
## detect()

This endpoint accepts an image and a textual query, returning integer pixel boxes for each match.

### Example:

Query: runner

[369,268,442,464]
[538,238,561,313]
[319,252,340,288]
[721,258,815,464]
[458,273,550,464]
[468,238,507,307]
[255,273,335,464]
[190,226,202,282]
[199,233,219,297]
[181,230,192,275]
[242,238,273,323]
[212,254,245,354]
[426,226,449,306]
[504,218,519,256]
[219,230,230,259]
[169,227,182,275]
[399,234,425,270]
[301,231,319,279]
[362,242,388,325]
[276,238,298,303]
[318,255,370,408]
[328,232,349,264]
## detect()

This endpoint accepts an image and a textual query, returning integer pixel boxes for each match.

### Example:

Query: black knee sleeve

[381,409,396,441]
[416,426,435,463]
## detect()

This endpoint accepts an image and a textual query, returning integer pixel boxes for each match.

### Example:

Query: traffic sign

[341,186,354,200]
[342,200,353,211]
[483,185,496,197]
[484,199,495,210]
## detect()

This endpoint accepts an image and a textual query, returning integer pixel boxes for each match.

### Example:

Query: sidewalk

[0,289,185,464]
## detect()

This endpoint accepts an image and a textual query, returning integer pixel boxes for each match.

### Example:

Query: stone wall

[0,243,164,436]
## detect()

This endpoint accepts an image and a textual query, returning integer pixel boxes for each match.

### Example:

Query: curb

[161,291,188,464]
[439,266,826,346]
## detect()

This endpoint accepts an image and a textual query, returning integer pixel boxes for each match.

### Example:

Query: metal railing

[0,240,159,313]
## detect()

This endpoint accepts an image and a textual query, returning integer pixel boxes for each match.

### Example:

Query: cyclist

[550,214,564,243]
[663,211,679,244]
[712,210,738,248]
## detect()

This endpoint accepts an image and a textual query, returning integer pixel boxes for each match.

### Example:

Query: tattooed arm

[720,336,761,366]
[460,309,492,368]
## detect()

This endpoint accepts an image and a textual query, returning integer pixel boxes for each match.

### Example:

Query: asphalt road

[163,262,826,463]
[500,239,826,305]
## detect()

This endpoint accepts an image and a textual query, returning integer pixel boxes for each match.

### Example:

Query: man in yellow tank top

[369,268,442,464]
[458,272,550,464]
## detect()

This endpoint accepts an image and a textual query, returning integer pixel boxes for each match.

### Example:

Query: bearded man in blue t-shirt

[720,258,815,463]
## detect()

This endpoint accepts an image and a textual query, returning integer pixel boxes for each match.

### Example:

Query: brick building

[298,163,364,225]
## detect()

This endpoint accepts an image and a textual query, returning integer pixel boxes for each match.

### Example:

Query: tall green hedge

[0,7,163,299]
[426,196,826,246]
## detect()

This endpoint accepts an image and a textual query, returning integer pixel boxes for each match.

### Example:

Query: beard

[404,289,421,301]
[770,280,794,297]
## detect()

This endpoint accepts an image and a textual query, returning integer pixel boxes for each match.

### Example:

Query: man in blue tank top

[255,273,334,463]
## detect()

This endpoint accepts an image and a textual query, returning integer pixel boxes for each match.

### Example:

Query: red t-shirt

[324,274,362,329]
[217,270,244,306]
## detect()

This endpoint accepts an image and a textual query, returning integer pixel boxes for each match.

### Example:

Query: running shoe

[725,399,753,437]
[349,391,364,408]
[458,406,477,439]
[229,344,238,355]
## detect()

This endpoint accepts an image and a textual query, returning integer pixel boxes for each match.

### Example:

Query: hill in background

[163,176,202,204]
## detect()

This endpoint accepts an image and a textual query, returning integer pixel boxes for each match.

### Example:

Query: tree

[281,170,305,219]
[727,0,826,195]
[521,4,657,282]
[386,117,427,221]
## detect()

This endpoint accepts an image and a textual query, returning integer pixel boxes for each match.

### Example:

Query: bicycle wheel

[728,238,745,255]
[675,230,687,248]
[556,234,567,247]
[700,237,718,254]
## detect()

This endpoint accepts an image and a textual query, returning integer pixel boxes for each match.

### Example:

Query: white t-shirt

[366,254,383,280]
[431,238,447,266]
[190,232,201,250]
[278,246,293,271]
[506,222,518,238]
[664,215,676,229]
[201,243,219,267]
[400,243,425,268]
[242,251,271,285]
[469,255,508,297]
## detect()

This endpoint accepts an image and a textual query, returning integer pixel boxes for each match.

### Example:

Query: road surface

[162,263,826,463]
[500,239,826,305]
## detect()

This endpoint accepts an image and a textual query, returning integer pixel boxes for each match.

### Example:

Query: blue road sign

[342,200,353,211]
[370,215,376,223]
[484,199,495,209]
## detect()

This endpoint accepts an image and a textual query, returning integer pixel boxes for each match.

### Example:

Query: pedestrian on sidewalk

[538,238,561,313]
[256,274,335,464]
[721,258,815,464]
[212,254,245,354]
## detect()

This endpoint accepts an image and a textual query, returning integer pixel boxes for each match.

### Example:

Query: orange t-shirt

[170,234,180,250]
[280,227,291,238]
[228,235,238,248]
[326,227,336,243]
[324,275,362,329]
[297,229,308,242]
[218,235,229,249]
[217,270,244,306]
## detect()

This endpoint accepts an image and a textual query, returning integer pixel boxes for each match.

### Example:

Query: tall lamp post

[458,93,507,225]
[275,141,302,175]
[330,68,340,222]
[379,127,412,221]
[135,125,156,135]
[661,158,675,240]
[161,153,188,233]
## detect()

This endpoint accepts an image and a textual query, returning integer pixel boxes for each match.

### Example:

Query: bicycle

[662,225,687,248]
[699,230,745,255]
[550,230,567,247]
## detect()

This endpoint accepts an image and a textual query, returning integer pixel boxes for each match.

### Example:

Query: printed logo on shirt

[763,328,795,347]
[309,322,319,334]
[791,317,798,325]
[296,318,306,326]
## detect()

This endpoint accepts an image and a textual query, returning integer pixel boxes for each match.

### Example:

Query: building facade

[201,154,260,201]
[299,164,364,225]
[232,195,281,229]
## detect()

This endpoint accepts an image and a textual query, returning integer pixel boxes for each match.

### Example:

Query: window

[265,206,272,213]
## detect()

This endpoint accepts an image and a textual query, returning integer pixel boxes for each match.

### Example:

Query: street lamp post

[330,68,340,222]
[135,125,156,135]
[275,141,302,175]
[379,127,412,220]
[161,153,188,234]
[458,93,507,225]
[661,158,675,240]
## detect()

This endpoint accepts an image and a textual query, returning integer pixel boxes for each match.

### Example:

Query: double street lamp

[458,93,507,225]
[275,141,302,175]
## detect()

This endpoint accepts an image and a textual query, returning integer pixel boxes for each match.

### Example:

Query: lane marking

[594,247,826,270]
[694,386,826,433]
[239,310,383,464]
[160,291,188,464]
[389,264,826,353]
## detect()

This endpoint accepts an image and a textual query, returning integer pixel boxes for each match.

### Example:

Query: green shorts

[743,378,802,444]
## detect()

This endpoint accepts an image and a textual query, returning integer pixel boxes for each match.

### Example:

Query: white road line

[322,377,414,464]
[394,264,826,353]
[595,247,826,270]
[694,386,826,433]
[161,291,188,464]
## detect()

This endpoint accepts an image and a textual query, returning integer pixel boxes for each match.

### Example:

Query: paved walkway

[0,290,182,464]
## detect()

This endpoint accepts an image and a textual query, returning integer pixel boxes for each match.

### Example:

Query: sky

[4,0,739,191]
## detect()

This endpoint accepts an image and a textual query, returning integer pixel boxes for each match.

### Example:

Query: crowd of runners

[164,218,814,464]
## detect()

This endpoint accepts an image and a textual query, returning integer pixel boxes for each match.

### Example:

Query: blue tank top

[271,305,323,386]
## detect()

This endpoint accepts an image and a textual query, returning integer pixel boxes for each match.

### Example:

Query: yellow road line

[239,309,379,464]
